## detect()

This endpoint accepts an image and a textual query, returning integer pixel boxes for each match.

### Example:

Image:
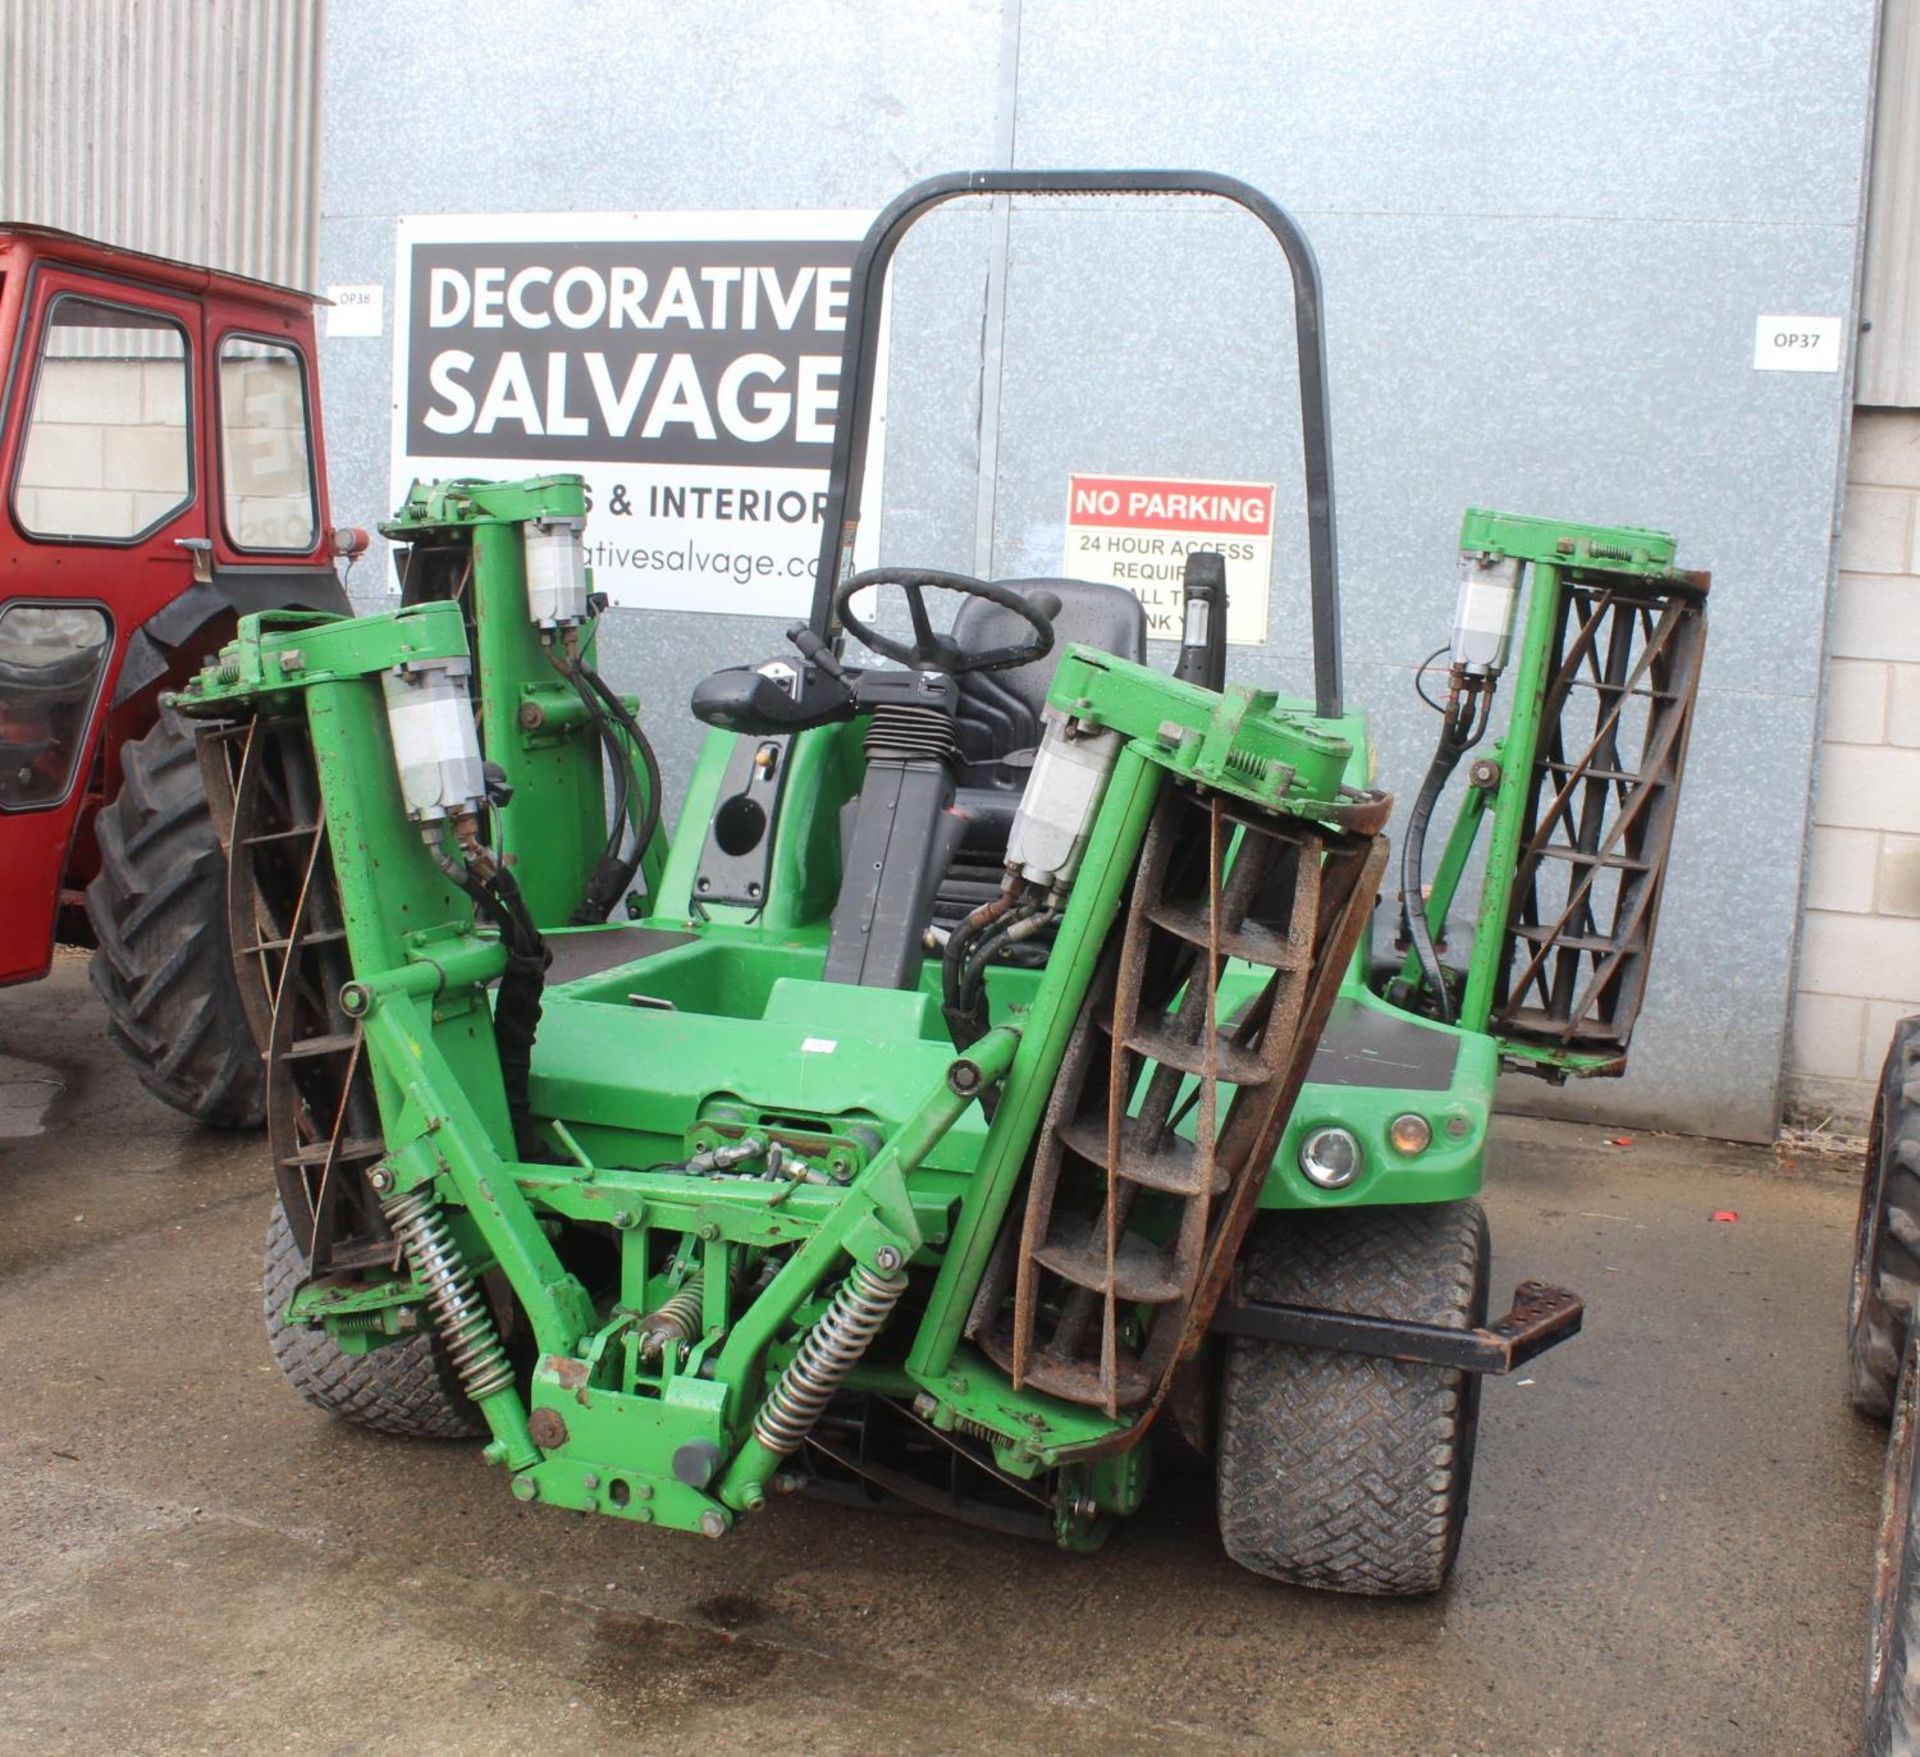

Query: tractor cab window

[12,297,192,542]
[217,335,316,552]
[0,602,111,808]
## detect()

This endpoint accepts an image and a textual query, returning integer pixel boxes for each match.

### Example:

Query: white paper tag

[325,284,384,337]
[801,1038,837,1054]
[1753,314,1843,373]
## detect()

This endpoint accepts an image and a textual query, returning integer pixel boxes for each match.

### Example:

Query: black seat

[935,577,1147,926]
[949,577,1146,786]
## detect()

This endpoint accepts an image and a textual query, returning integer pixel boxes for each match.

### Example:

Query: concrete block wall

[217,355,314,549]
[1789,407,1920,1121]
[14,358,189,538]
[14,353,312,550]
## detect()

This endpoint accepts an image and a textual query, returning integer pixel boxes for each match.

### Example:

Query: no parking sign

[1063,473,1274,645]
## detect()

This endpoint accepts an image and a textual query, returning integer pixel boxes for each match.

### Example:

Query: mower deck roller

[166,171,1709,1592]
[200,712,391,1274]
[972,786,1388,1420]
[1488,565,1707,1062]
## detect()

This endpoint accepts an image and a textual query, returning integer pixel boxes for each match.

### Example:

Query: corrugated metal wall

[0,0,323,289]
[1859,0,1920,406]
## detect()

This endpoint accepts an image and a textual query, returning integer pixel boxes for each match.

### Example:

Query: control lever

[786,621,846,680]
[690,658,855,733]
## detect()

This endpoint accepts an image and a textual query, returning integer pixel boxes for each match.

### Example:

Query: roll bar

[809,170,1344,719]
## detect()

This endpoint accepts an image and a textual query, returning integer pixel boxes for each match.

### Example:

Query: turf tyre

[264,1203,485,1439]
[1216,1199,1488,1596]
[84,705,265,1127]
[1853,1017,1920,1423]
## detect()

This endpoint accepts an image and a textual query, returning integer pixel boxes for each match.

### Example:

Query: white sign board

[324,284,384,337]
[1753,314,1845,373]
[1063,474,1274,645]
[391,211,882,618]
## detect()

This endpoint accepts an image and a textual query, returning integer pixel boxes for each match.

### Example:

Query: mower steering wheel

[833,568,1054,677]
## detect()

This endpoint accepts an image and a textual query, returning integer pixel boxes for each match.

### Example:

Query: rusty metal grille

[199,713,393,1274]
[1491,572,1708,1064]
[968,782,1388,1437]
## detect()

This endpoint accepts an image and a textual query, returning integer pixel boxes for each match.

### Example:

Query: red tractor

[0,226,356,1124]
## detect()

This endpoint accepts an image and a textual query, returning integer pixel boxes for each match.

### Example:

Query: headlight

[1389,1113,1433,1156]
[1299,1125,1362,1189]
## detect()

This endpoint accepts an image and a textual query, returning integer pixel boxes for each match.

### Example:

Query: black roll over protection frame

[807,169,1346,721]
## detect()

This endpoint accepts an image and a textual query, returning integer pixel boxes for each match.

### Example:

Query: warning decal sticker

[1063,474,1273,645]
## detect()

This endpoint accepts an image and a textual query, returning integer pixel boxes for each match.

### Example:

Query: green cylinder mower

[176,172,1707,1593]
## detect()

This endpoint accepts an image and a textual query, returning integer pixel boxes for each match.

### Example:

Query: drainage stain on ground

[586,1610,766,1712]
[694,1590,768,1631]
[0,1052,67,1140]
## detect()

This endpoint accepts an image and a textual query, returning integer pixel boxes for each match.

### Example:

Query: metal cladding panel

[316,0,1881,1140]
[0,0,322,288]
[315,0,1005,771]
[1860,0,1920,407]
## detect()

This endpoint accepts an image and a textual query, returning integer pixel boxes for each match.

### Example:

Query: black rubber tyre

[1216,1200,1489,1596]
[264,1203,485,1439]
[84,705,265,1128]
[1853,1017,1920,1422]
[1868,1331,1920,1756]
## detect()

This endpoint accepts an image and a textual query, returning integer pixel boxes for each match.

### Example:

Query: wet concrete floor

[0,950,1886,1755]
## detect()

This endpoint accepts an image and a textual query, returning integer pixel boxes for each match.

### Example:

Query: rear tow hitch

[1210,1276,1583,1375]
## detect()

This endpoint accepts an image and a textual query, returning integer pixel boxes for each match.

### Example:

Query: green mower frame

[177,172,1709,1589]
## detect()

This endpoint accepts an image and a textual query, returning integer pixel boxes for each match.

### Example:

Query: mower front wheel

[264,1204,486,1440]
[1215,1199,1488,1596]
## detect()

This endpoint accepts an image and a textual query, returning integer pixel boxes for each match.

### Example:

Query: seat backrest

[950,577,1146,787]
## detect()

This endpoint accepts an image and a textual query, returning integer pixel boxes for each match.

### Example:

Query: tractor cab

[0,225,357,1126]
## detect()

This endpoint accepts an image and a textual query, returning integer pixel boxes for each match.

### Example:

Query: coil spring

[753,1260,910,1456]
[383,1185,515,1403]
[637,1275,704,1363]
[948,1412,1000,1446]
[864,702,957,766]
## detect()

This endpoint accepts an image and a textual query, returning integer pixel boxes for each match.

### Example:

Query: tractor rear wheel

[1854,1017,1920,1422]
[1216,1199,1488,1596]
[264,1203,485,1439]
[1869,1331,1920,1756]
[85,705,265,1127]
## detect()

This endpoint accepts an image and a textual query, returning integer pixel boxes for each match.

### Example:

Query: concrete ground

[0,949,1886,1756]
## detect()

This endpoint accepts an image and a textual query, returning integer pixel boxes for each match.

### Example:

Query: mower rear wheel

[1854,1016,1920,1423]
[85,705,265,1128]
[1216,1200,1488,1596]
[264,1204,485,1440]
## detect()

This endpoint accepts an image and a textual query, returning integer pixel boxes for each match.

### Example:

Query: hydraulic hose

[942,886,1020,1049]
[1399,738,1465,1024]
[1398,671,1492,1026]
[546,644,663,925]
[580,660,663,859]
[430,831,550,1158]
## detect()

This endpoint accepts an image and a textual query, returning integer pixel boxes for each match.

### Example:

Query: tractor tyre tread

[1216,1199,1487,1597]
[1869,1336,1920,1757]
[263,1204,485,1440]
[84,705,265,1128]
[1853,1016,1920,1423]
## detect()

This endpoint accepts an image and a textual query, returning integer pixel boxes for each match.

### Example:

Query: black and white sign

[391,211,883,616]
